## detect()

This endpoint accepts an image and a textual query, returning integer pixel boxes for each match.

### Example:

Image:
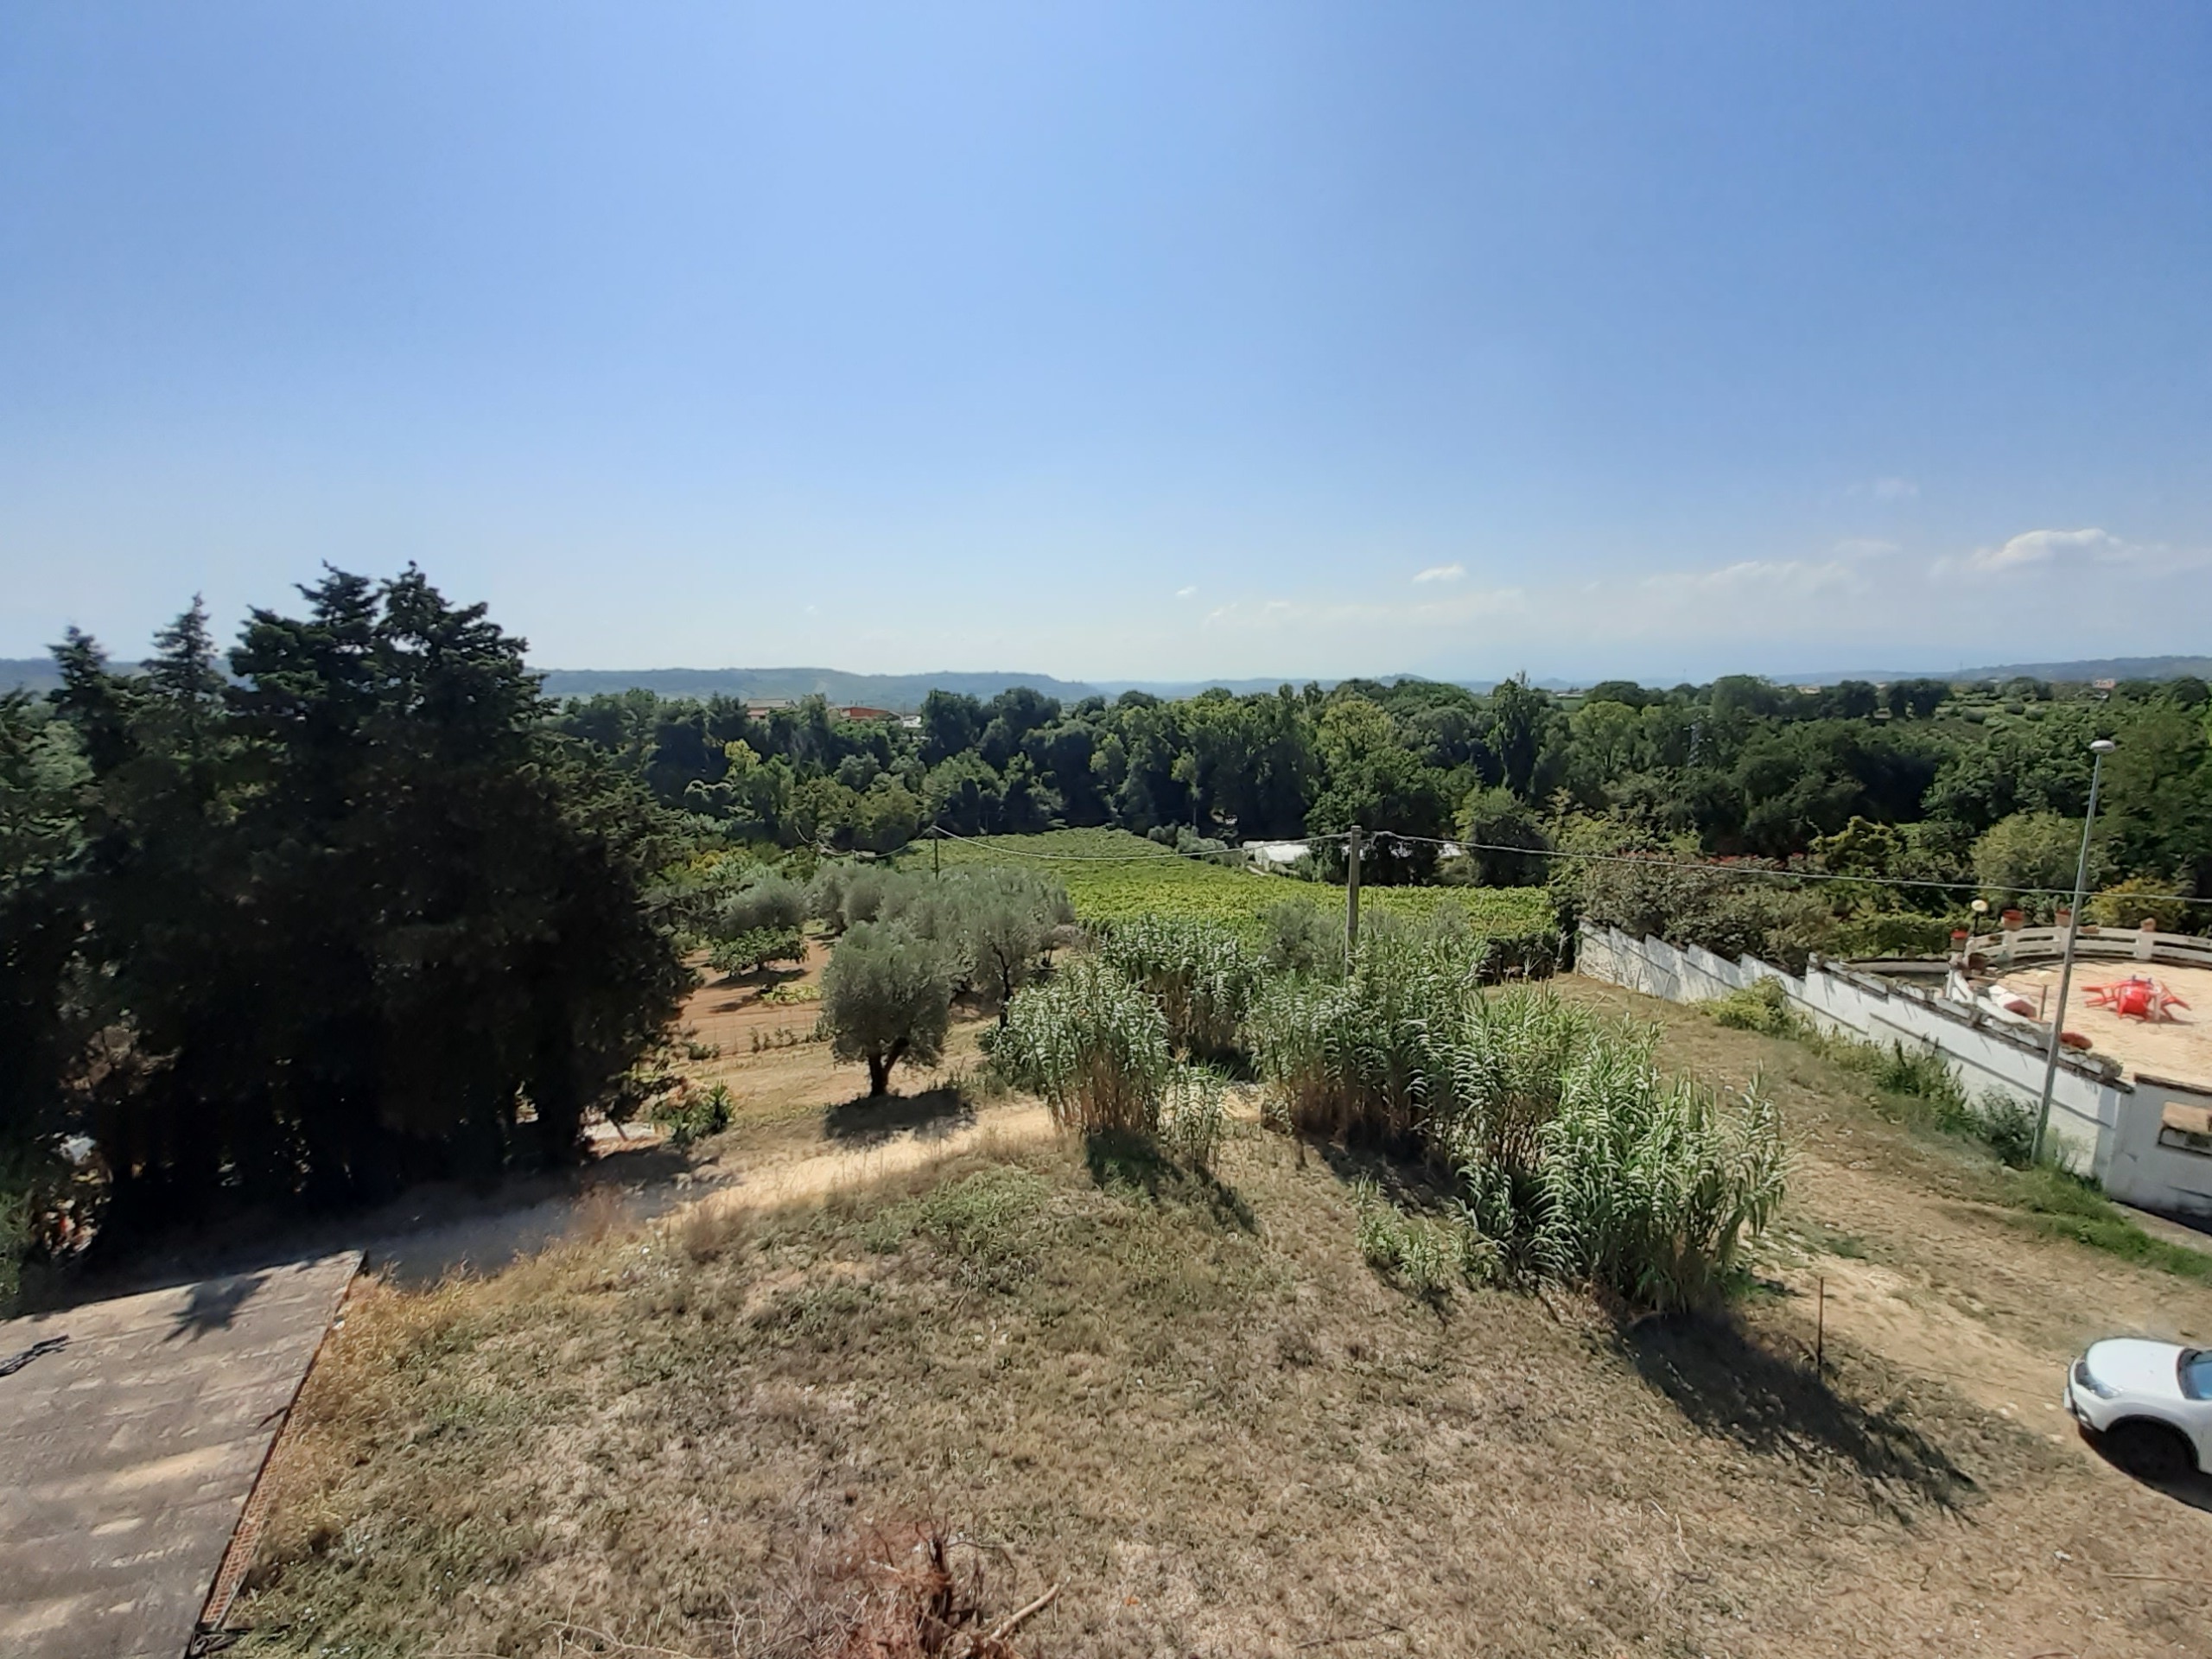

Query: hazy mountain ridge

[6,656,2203,704]
[1784,656,2212,687]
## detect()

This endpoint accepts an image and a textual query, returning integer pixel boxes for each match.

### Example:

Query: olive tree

[819,921,953,1095]
[944,868,1073,1020]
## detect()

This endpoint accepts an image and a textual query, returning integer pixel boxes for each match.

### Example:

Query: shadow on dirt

[708,959,810,1004]
[2082,1428,2212,1514]
[1623,1313,1981,1515]
[824,1087,976,1147]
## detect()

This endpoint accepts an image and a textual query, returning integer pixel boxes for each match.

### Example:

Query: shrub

[1569,850,1835,972]
[1974,1089,2039,1169]
[707,925,805,977]
[1245,930,1479,1143]
[1264,979,1790,1313]
[1097,915,1263,1058]
[1702,978,1806,1038]
[2086,874,2200,934]
[1351,1179,1495,1296]
[988,957,1172,1135]
[1513,1048,1787,1311]
[830,866,898,931]
[805,863,851,927]
[1458,785,1551,887]
[819,922,954,1096]
[1973,811,2107,920]
[0,1150,44,1313]
[1261,900,1342,977]
[652,1082,734,1150]
[1866,1041,1968,1117]
[1158,1064,1228,1173]
[931,868,1073,1016]
[1825,911,1961,959]
[711,868,808,937]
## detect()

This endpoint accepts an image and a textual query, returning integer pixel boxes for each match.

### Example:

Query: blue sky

[3,3,2208,683]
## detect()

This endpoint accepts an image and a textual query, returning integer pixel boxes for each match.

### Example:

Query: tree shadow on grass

[1622,1313,1980,1516]
[823,1087,976,1147]
[1083,1129,1255,1232]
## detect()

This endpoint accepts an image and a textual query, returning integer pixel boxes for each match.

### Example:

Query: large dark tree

[30,569,689,1237]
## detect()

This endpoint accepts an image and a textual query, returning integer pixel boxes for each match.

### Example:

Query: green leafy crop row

[900,828,1555,939]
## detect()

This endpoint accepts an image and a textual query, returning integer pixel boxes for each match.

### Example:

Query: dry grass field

[227,974,2212,1658]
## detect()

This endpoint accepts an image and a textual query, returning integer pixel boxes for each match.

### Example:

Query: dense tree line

[1,572,688,1296]
[563,670,2212,920]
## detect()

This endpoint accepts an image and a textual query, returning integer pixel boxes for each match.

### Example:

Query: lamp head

[2090,739,2117,754]
[1971,899,1988,914]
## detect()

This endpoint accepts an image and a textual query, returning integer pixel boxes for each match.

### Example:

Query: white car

[2064,1338,2212,1478]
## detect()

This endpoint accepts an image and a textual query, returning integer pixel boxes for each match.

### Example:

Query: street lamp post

[2031,738,2117,1165]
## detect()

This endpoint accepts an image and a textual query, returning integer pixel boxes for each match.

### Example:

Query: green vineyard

[899,828,1556,939]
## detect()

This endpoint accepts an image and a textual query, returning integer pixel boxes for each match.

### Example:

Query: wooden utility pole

[1344,824,1363,969]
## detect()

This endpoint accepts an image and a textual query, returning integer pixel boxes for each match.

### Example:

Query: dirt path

[673,1099,1058,1227]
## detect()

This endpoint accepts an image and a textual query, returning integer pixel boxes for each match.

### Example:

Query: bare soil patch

[228,977,2212,1657]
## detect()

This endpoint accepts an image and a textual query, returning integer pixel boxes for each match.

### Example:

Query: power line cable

[924,823,1349,864]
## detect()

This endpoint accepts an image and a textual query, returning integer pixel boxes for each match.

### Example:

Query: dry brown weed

[736,1524,1044,1659]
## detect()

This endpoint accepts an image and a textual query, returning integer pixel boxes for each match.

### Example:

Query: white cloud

[1639,556,1861,596]
[1413,563,1465,583]
[1950,527,2126,576]
[1175,585,1198,598]
[1872,476,1919,501]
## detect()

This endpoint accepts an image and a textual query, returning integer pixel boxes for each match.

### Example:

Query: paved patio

[0,1252,359,1659]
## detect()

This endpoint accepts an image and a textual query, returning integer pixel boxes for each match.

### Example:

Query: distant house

[900,714,923,729]
[839,705,895,721]
[744,698,797,719]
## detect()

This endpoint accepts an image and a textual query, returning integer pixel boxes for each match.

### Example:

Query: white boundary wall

[1576,924,2212,1219]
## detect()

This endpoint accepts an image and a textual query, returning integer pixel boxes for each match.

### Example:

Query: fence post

[1344,824,1363,969]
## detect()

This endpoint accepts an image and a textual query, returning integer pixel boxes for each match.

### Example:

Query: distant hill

[10,654,2202,704]
[531,666,1104,708]
[1785,656,2212,688]
[534,670,1526,707]
[0,657,140,694]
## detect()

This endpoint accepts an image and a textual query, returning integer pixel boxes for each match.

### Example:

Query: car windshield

[2182,1350,2212,1402]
